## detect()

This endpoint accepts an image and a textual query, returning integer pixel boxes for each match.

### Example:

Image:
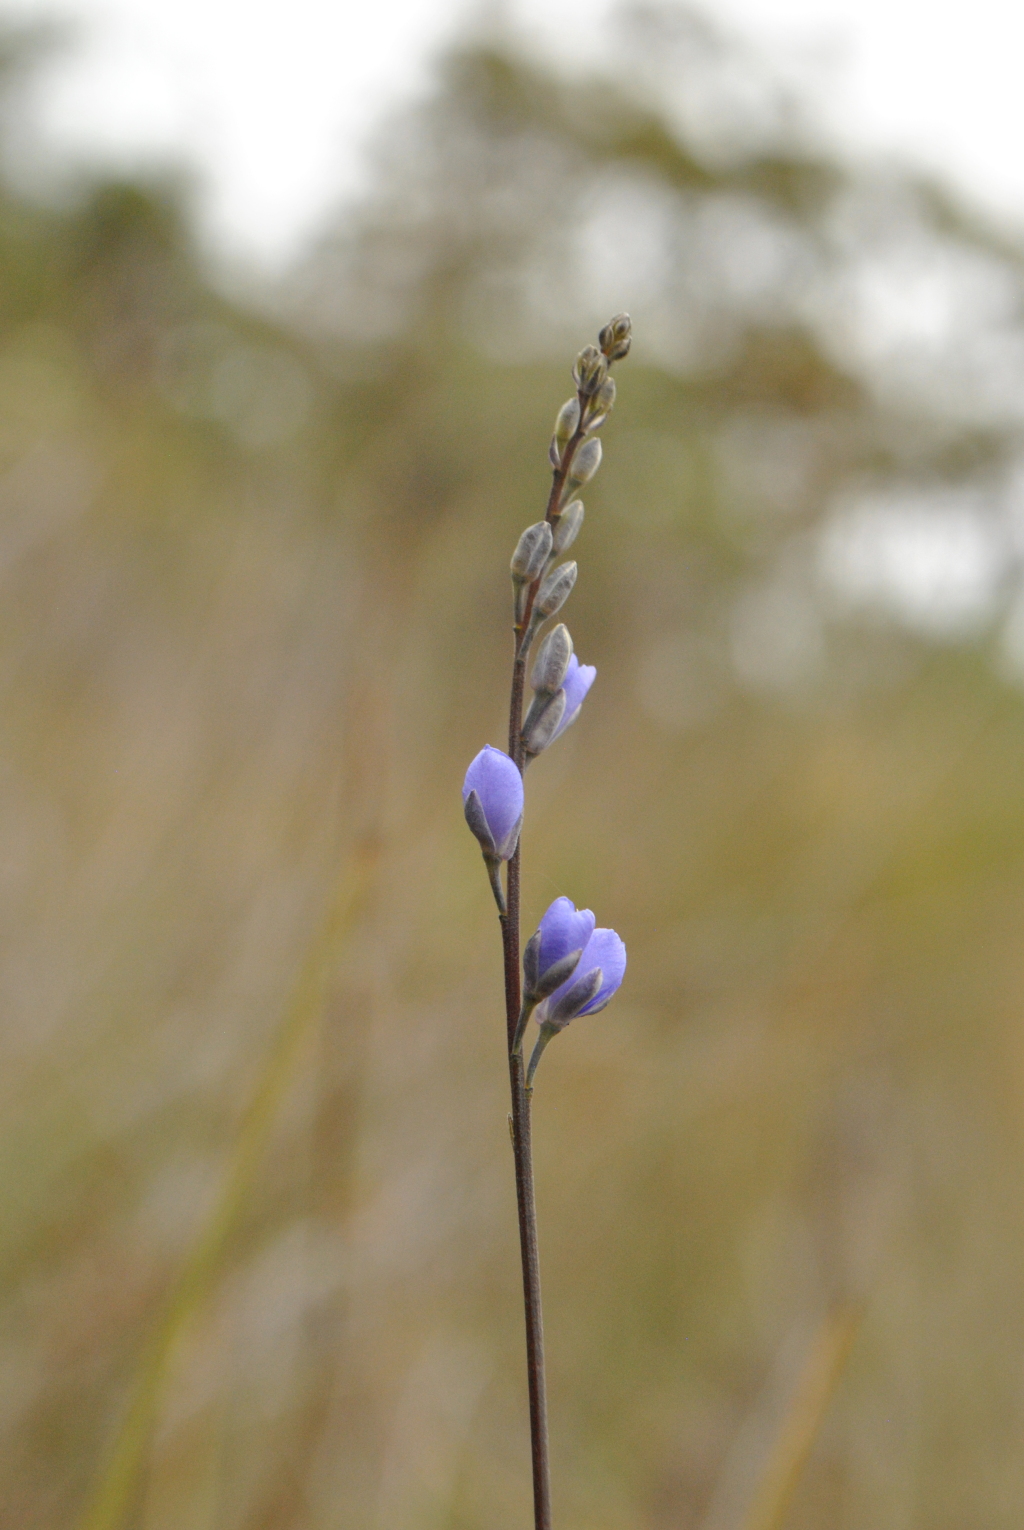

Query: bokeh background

[5,4,1024,1527]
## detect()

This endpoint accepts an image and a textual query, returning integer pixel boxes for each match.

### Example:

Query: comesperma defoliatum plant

[461,313,632,1530]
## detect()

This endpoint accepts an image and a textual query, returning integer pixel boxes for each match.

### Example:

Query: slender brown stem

[506,1047,550,1529]
[501,627,551,1529]
[499,383,593,1530]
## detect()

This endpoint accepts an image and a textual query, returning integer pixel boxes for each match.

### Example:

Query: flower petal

[462,746,524,860]
[537,896,595,976]
[576,929,627,1013]
[536,923,625,1023]
[551,656,596,742]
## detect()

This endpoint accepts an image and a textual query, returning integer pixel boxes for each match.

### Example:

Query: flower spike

[461,316,631,1521]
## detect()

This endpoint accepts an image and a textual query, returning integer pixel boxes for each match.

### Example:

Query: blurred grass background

[5,5,1024,1526]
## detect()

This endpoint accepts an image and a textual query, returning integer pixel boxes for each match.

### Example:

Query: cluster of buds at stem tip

[549,313,631,469]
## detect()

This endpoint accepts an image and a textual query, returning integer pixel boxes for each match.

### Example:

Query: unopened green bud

[511,521,553,582]
[554,397,580,447]
[531,623,573,695]
[552,500,584,554]
[522,688,567,757]
[572,345,608,398]
[512,521,554,624]
[568,437,602,489]
[598,312,632,361]
[535,560,577,619]
[588,376,616,429]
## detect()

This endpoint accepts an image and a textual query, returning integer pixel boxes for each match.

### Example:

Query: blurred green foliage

[5,8,1024,1528]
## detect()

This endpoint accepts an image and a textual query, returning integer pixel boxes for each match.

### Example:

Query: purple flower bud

[524,897,596,1000]
[549,654,596,742]
[462,746,523,861]
[536,925,626,1028]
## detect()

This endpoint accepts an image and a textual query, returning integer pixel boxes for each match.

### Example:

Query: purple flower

[536,925,627,1029]
[523,897,595,1002]
[462,745,523,862]
[550,655,596,743]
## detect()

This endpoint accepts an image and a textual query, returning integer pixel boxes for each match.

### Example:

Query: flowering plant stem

[499,400,590,1530]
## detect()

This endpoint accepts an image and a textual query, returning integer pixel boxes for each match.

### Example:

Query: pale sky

[2,0,1023,270]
